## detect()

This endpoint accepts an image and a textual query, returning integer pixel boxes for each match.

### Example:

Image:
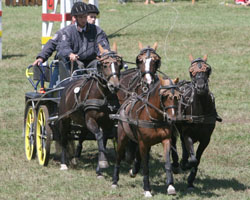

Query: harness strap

[176,113,217,124]
[110,114,170,129]
[57,76,107,122]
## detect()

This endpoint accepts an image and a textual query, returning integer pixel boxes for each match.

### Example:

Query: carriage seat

[25,92,44,99]
[58,59,71,81]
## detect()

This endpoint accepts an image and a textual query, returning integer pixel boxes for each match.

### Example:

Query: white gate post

[0,0,2,60]
[41,0,73,48]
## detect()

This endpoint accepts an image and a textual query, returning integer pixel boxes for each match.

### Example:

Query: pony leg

[75,134,85,158]
[183,136,197,167]
[95,131,109,169]
[59,119,70,170]
[180,134,191,170]
[129,145,141,177]
[139,143,152,197]
[112,125,128,187]
[171,134,180,174]
[188,138,210,188]
[85,117,108,169]
[162,139,176,195]
[125,139,137,164]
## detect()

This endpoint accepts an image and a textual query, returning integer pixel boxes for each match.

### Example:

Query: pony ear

[189,54,194,62]
[152,42,158,51]
[159,76,169,86]
[173,77,179,84]
[112,42,117,53]
[98,44,108,55]
[138,42,143,50]
[203,54,208,62]
[159,75,164,85]
[98,44,105,55]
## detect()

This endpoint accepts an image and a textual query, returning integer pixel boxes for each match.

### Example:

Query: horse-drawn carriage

[23,44,122,168]
[23,42,222,196]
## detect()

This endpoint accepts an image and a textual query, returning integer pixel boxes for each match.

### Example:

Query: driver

[57,1,110,71]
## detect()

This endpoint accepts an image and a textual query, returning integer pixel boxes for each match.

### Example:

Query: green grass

[0,0,250,199]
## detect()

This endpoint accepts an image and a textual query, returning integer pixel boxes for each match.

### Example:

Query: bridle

[136,47,161,84]
[97,51,123,83]
[158,79,179,121]
[189,58,211,93]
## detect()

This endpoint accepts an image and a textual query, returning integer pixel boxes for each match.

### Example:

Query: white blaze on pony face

[145,58,152,84]
[171,104,175,117]
[111,62,117,78]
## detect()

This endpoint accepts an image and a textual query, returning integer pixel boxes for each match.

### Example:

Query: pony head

[136,42,161,85]
[189,54,211,95]
[97,43,123,93]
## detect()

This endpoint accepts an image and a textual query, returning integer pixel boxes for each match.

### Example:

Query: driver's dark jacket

[58,23,110,67]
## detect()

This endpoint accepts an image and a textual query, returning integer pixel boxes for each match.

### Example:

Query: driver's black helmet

[71,2,88,16]
[87,4,99,15]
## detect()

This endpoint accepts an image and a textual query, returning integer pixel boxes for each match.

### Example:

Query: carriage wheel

[24,106,36,161]
[36,105,52,166]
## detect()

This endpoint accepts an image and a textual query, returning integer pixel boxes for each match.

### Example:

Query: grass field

[0,0,250,199]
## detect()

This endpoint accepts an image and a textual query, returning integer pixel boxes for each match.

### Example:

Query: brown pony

[174,55,222,189]
[112,76,180,197]
[117,42,161,103]
[74,42,161,163]
[57,43,123,174]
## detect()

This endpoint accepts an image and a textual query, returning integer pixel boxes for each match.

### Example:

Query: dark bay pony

[112,76,180,197]
[57,44,123,173]
[174,55,222,189]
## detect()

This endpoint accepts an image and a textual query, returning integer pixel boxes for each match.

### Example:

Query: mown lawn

[0,0,249,199]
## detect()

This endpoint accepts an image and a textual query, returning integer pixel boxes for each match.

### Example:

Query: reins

[116,79,178,127]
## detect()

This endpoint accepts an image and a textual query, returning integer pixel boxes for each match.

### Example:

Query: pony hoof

[187,185,195,191]
[144,191,152,198]
[99,161,109,168]
[71,158,78,166]
[167,185,176,195]
[129,169,136,178]
[60,164,68,170]
[97,174,104,179]
[172,166,180,174]
[189,157,198,166]
[111,184,118,189]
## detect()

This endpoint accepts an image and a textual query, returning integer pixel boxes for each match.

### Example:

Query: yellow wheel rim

[36,107,47,165]
[25,107,35,160]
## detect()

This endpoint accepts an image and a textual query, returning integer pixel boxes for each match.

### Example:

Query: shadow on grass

[50,145,247,198]
[2,54,25,59]
[151,176,247,197]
